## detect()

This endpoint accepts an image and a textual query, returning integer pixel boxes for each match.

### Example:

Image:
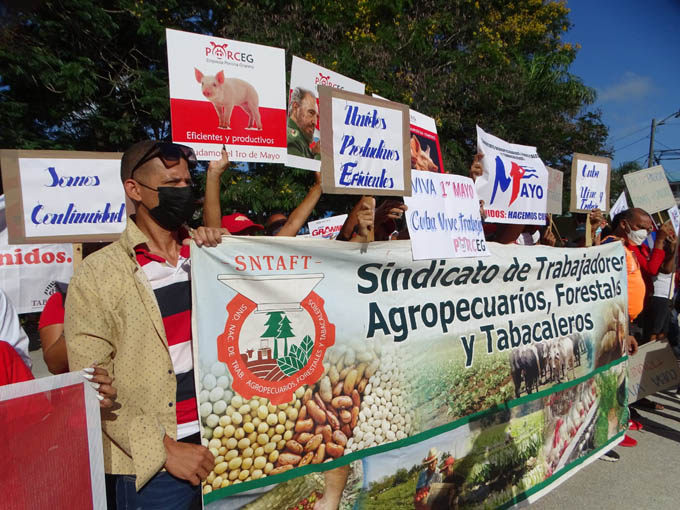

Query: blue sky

[564,0,680,179]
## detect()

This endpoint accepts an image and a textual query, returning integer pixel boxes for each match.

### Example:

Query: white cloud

[598,72,653,103]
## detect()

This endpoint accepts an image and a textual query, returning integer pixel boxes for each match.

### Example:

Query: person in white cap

[414,447,442,509]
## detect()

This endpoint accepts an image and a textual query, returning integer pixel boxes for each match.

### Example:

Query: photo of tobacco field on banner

[192,238,630,509]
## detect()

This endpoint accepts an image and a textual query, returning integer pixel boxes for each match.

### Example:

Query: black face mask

[139,183,195,230]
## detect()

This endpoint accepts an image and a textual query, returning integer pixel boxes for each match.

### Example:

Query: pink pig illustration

[194,68,262,130]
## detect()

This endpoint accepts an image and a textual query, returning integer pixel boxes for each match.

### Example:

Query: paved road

[29,351,680,509]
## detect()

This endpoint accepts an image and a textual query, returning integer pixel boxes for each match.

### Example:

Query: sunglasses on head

[130,142,197,177]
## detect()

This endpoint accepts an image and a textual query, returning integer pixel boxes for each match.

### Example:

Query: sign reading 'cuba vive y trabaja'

[0,150,125,243]
[193,238,630,509]
[319,86,411,196]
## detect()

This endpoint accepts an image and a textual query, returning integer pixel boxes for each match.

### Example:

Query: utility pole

[648,109,680,167]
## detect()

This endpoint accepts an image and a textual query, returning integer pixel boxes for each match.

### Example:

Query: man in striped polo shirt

[66,141,229,509]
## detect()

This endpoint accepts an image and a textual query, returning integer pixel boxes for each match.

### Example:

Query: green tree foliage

[609,160,641,208]
[277,315,295,357]
[1,0,609,218]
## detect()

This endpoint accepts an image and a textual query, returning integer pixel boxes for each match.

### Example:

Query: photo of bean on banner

[194,68,263,131]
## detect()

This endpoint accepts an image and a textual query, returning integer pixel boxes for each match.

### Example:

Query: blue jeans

[115,472,201,510]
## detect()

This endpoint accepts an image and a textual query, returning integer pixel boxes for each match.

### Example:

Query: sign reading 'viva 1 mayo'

[166,29,286,162]
[319,87,411,196]
[475,125,548,225]
[18,157,125,239]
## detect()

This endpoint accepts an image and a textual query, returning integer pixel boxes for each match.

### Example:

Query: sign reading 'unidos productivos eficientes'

[318,86,411,196]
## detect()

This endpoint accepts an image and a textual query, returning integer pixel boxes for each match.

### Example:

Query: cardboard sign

[627,341,680,403]
[0,150,125,244]
[286,56,365,171]
[307,214,348,239]
[623,165,676,214]
[609,192,629,219]
[546,167,563,215]
[668,205,680,234]
[0,195,73,314]
[0,372,106,509]
[404,170,489,259]
[166,28,286,162]
[570,153,611,213]
[319,87,411,196]
[409,109,445,173]
[474,126,548,225]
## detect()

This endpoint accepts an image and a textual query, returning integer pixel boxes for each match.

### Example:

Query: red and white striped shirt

[135,242,198,440]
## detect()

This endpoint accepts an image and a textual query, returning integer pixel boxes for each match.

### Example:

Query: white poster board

[623,165,676,214]
[286,56,364,171]
[474,126,548,225]
[308,214,348,239]
[668,205,680,234]
[570,153,611,213]
[609,192,629,219]
[0,150,125,243]
[166,28,286,162]
[0,195,73,314]
[404,170,489,259]
[319,87,411,196]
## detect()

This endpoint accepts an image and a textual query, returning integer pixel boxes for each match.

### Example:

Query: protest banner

[546,167,563,216]
[627,340,680,403]
[0,195,73,314]
[404,170,489,260]
[409,109,445,173]
[668,205,680,234]
[475,126,548,225]
[286,56,365,171]
[166,28,286,162]
[308,214,349,240]
[609,192,629,219]
[569,153,611,213]
[0,371,106,509]
[623,165,676,214]
[0,150,125,244]
[319,87,411,196]
[192,238,629,508]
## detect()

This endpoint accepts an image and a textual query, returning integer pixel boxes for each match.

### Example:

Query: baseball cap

[221,213,264,234]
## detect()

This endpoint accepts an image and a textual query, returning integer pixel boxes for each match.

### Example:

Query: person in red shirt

[0,340,34,386]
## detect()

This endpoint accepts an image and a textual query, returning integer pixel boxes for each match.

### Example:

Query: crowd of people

[1,138,679,510]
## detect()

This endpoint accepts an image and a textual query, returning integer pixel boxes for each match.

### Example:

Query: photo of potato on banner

[166,28,286,162]
[569,153,611,213]
[623,165,676,215]
[192,237,630,507]
[409,109,445,173]
[475,126,548,225]
[0,149,125,244]
[319,87,411,196]
[286,56,365,171]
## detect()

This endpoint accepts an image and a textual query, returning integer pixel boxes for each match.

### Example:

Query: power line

[609,125,650,144]
[614,135,649,152]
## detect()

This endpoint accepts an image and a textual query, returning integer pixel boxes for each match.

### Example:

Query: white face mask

[625,223,648,246]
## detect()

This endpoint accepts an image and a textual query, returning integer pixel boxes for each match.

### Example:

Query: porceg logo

[314,72,343,90]
[205,41,254,63]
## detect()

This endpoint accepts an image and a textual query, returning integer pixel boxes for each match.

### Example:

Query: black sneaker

[600,450,620,462]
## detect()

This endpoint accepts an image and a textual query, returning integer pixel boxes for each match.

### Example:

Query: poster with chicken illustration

[286,56,365,171]
[166,29,286,162]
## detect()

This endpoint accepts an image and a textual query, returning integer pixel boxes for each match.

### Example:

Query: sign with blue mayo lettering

[404,170,489,260]
[318,86,411,196]
[569,153,611,213]
[0,150,125,243]
[474,126,548,225]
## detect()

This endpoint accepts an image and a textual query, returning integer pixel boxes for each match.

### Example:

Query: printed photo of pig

[410,135,439,172]
[194,68,262,130]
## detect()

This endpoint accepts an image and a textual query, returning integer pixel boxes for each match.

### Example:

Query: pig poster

[166,29,286,162]
[286,56,365,172]
[409,109,445,173]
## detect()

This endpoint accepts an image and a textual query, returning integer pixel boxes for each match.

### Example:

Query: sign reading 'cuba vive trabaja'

[319,87,411,196]
[0,150,125,243]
